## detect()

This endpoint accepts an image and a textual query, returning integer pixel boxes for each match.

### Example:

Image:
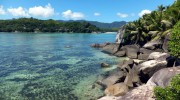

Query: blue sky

[0,0,175,22]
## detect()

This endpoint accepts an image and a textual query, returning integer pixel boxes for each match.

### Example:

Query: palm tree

[158,5,165,12]
[129,19,148,45]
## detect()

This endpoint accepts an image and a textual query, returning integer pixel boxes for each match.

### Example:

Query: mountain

[57,20,126,29]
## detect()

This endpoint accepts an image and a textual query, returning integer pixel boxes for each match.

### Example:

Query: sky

[0,0,175,22]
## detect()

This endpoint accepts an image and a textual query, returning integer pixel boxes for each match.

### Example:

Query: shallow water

[0,32,124,100]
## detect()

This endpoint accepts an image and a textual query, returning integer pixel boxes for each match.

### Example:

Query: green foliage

[124,0,180,45]
[0,18,100,33]
[154,74,180,100]
[168,21,180,58]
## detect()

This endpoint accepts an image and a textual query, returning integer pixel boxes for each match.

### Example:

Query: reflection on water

[0,33,124,100]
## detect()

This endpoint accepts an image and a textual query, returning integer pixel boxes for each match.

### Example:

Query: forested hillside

[0,18,100,33]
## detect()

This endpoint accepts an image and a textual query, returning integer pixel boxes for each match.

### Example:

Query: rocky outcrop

[98,96,122,100]
[96,69,125,87]
[99,67,180,100]
[148,52,170,60]
[104,83,129,96]
[121,45,139,59]
[116,25,126,44]
[139,48,154,55]
[143,40,162,50]
[124,65,141,87]
[147,66,180,87]
[162,32,171,52]
[138,54,149,60]
[118,85,155,100]
[102,43,119,54]
[118,59,134,70]
[113,51,126,57]
[137,60,167,77]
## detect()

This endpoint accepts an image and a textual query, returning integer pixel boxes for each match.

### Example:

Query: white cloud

[8,7,29,17]
[94,12,100,16]
[0,5,6,15]
[29,3,54,18]
[62,10,84,20]
[117,13,128,18]
[138,9,151,17]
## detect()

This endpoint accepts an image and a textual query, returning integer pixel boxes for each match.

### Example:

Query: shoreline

[91,42,180,100]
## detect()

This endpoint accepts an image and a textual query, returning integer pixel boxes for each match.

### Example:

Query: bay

[0,32,124,100]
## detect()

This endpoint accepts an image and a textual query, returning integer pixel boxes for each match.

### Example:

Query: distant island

[0,18,126,33]
[57,20,126,32]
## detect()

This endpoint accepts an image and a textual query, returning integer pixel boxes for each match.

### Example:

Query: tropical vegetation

[0,18,100,33]
[168,20,180,59]
[154,74,180,100]
[123,0,180,46]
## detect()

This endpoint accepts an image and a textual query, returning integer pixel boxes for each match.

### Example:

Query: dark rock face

[102,43,119,54]
[121,45,139,59]
[118,59,134,70]
[147,66,180,87]
[139,48,154,54]
[118,59,141,87]
[124,65,141,88]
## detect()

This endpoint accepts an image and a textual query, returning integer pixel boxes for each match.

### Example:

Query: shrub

[154,74,180,100]
[168,21,180,59]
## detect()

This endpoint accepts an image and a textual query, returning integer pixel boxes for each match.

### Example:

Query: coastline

[91,41,180,100]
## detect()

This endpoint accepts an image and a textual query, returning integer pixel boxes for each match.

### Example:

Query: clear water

[0,32,124,100]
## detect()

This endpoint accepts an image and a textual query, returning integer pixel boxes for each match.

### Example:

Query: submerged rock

[101,63,110,68]
[91,42,110,48]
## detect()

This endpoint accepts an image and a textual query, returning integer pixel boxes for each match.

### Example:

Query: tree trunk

[173,57,177,67]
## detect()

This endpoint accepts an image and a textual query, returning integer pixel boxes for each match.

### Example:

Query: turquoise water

[0,33,123,100]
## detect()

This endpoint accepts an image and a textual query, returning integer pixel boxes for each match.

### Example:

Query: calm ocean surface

[0,32,124,100]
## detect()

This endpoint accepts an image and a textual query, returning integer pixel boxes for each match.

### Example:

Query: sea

[0,32,124,100]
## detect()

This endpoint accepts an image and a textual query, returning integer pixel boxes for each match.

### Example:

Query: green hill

[58,20,126,29]
[0,18,100,33]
